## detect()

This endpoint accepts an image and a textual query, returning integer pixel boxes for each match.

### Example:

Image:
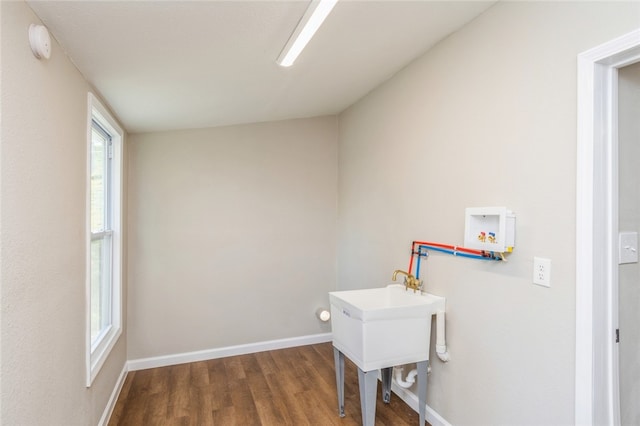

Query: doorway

[617,61,640,426]
[576,29,640,425]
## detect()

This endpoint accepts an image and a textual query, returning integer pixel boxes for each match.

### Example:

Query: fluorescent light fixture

[276,0,338,67]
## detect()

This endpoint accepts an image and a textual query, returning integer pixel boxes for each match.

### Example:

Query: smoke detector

[29,24,51,60]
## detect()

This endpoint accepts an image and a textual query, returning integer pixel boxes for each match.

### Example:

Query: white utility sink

[329,284,445,372]
[330,284,446,425]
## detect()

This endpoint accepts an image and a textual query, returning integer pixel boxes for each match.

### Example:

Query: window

[86,94,123,386]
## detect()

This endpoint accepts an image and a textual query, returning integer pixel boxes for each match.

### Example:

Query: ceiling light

[276,0,338,67]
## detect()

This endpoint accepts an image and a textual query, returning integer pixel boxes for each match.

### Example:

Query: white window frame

[86,93,124,387]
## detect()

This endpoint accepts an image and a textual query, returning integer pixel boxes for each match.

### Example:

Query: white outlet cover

[533,257,551,287]
[619,232,638,264]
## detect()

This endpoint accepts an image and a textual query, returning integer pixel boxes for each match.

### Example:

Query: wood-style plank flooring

[109,342,426,425]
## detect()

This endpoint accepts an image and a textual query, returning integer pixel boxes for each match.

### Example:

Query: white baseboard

[390,382,451,426]
[127,332,333,371]
[98,362,128,426]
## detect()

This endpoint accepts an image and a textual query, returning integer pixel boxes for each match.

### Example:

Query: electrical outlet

[533,257,551,287]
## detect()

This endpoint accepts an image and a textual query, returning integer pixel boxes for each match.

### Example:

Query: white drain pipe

[394,366,417,388]
[435,311,450,362]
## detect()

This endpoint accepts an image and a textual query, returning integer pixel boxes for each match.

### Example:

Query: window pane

[90,236,112,345]
[87,96,122,386]
[90,127,108,233]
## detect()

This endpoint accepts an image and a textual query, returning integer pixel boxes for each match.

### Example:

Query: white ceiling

[27,1,495,134]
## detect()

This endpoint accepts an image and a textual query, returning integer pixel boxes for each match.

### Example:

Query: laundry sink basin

[329,284,445,371]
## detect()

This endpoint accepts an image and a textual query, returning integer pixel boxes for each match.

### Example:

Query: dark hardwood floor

[108,342,425,425]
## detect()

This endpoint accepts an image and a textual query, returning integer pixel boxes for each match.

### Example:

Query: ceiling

[27,1,495,134]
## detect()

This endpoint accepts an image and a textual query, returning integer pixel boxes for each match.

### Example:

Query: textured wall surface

[0,2,127,424]
[338,2,640,424]
[127,117,337,359]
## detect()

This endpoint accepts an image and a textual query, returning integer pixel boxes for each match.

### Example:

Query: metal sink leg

[381,367,392,403]
[358,367,378,426]
[417,360,429,426]
[333,347,345,417]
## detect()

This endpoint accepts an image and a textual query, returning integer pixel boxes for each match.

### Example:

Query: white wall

[127,117,337,359]
[0,1,127,424]
[618,60,640,426]
[338,2,640,424]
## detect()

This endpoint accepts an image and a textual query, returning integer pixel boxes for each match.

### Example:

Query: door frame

[576,28,640,425]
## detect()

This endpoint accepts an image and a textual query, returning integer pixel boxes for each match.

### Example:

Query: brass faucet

[392,270,422,293]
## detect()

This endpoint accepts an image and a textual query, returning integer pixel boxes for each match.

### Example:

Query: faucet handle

[404,276,422,293]
[392,269,422,292]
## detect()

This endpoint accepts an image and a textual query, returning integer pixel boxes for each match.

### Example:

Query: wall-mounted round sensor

[29,24,51,60]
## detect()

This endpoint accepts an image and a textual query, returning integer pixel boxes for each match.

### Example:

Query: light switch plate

[619,232,638,264]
